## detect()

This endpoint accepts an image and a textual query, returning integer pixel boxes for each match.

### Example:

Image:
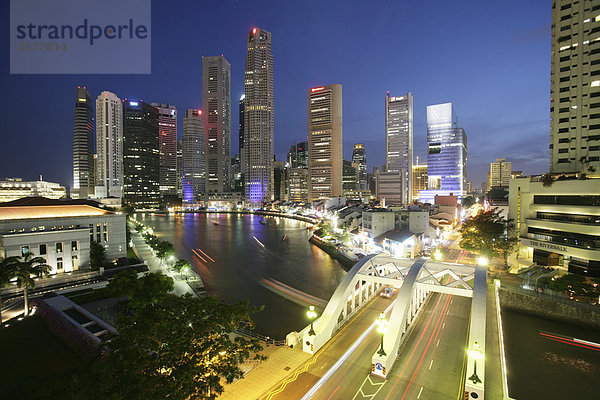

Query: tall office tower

[489,158,512,189]
[308,84,343,201]
[384,92,413,204]
[243,27,274,204]
[412,162,428,202]
[352,144,368,190]
[273,161,287,201]
[342,160,358,195]
[287,141,308,168]
[550,0,600,174]
[182,109,205,202]
[176,139,183,197]
[122,100,160,209]
[419,103,467,203]
[151,103,178,196]
[239,94,245,165]
[231,154,243,192]
[95,91,123,199]
[203,56,231,193]
[72,86,94,199]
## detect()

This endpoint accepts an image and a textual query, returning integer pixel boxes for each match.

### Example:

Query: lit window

[592,81,600,87]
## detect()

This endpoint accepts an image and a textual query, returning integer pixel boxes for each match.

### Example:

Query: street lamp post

[467,341,484,384]
[307,305,318,336]
[375,312,389,356]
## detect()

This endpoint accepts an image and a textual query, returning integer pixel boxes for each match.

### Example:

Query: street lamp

[307,305,318,336]
[433,249,443,261]
[478,256,488,266]
[375,312,389,356]
[467,341,484,384]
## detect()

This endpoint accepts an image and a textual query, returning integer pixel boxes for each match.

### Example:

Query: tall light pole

[467,341,484,384]
[307,305,318,336]
[376,312,389,356]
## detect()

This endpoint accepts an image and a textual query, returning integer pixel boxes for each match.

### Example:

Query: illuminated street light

[375,312,389,356]
[433,249,443,261]
[477,256,488,266]
[467,341,484,384]
[307,305,318,336]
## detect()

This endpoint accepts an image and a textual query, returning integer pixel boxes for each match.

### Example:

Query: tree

[459,208,510,260]
[90,241,107,268]
[540,173,555,187]
[154,240,175,261]
[171,259,191,276]
[9,253,51,316]
[487,187,508,200]
[106,269,139,299]
[0,256,18,323]
[107,271,174,309]
[462,195,477,209]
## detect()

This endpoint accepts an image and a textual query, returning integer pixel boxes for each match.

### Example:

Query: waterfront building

[488,158,512,190]
[0,197,126,274]
[385,92,413,204]
[550,0,600,174]
[95,91,123,200]
[419,103,467,203]
[412,162,428,202]
[0,178,66,203]
[362,209,395,238]
[72,86,94,200]
[308,84,343,201]
[203,56,231,193]
[176,139,183,197]
[273,161,287,201]
[239,94,245,181]
[182,109,206,202]
[287,168,309,203]
[122,100,160,209]
[151,103,178,196]
[243,27,274,204]
[509,176,600,277]
[352,144,368,191]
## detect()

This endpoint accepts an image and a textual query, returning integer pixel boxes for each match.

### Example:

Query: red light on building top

[311,87,325,92]
[252,27,257,34]
[197,109,202,115]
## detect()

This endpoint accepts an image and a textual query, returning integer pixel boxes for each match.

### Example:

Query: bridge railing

[235,328,287,346]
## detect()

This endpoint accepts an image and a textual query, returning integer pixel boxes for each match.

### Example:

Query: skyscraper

[287,141,309,203]
[384,92,413,204]
[488,158,512,190]
[308,84,343,201]
[122,100,160,209]
[343,160,358,195]
[287,141,308,168]
[72,86,94,199]
[243,27,274,204]
[550,0,600,174]
[95,91,123,199]
[352,143,368,191]
[412,162,428,202]
[182,109,205,202]
[239,94,245,165]
[151,103,178,196]
[203,56,231,193]
[419,103,467,203]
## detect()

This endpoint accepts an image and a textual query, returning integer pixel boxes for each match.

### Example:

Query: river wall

[498,286,600,329]
[308,234,357,270]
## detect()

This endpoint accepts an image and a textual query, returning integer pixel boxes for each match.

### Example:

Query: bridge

[287,254,488,399]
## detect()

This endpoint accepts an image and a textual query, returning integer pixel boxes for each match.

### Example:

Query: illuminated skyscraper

[182,109,205,202]
[308,84,343,201]
[384,92,413,204]
[352,143,368,191]
[243,27,274,204]
[72,86,94,199]
[151,103,178,196]
[203,56,231,193]
[95,91,123,199]
[419,103,467,203]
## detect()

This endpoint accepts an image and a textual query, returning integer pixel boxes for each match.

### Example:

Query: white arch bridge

[287,254,488,399]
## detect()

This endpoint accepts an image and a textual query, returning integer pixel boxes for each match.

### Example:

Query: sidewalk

[218,345,311,400]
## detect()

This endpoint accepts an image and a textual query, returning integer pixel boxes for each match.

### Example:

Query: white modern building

[384,92,413,204]
[509,176,600,276]
[0,199,126,274]
[95,91,123,200]
[362,210,395,238]
[488,158,512,190]
[182,109,206,202]
[0,178,66,203]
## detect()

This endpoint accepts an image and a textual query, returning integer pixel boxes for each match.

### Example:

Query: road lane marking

[428,359,433,370]
[442,322,446,329]
[352,376,386,400]
[436,339,439,347]
[326,385,340,400]
[417,386,424,399]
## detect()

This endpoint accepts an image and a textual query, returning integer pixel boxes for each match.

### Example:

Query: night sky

[0,0,550,190]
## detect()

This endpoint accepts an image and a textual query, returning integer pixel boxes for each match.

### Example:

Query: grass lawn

[65,286,114,305]
[0,315,82,396]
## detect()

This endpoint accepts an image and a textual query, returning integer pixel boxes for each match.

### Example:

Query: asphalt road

[267,292,471,400]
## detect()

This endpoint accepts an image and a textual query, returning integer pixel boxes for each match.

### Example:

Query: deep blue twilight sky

[0,0,550,190]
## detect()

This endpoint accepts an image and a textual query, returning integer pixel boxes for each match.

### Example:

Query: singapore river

[138,213,346,339]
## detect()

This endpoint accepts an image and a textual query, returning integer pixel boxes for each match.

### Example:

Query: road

[266,292,471,400]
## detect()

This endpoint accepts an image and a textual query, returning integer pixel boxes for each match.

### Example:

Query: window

[103,224,108,242]
[56,242,63,253]
[21,246,30,257]
[39,244,47,255]
[71,241,78,251]
[57,257,63,271]
[72,255,79,271]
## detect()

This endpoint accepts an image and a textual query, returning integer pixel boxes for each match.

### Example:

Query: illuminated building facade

[151,103,178,196]
[243,27,274,204]
[0,178,66,203]
[488,158,512,190]
[95,91,123,200]
[385,92,413,204]
[203,56,231,193]
[412,163,428,202]
[308,84,343,201]
[182,109,205,202]
[352,144,368,191]
[72,86,94,199]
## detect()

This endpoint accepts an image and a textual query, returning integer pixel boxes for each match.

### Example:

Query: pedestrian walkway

[218,345,311,400]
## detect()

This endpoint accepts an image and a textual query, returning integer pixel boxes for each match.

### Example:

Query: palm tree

[10,254,51,316]
[0,256,19,323]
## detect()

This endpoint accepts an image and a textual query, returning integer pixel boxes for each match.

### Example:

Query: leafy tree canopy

[459,208,514,259]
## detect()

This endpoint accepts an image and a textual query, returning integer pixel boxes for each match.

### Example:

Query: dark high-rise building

[151,103,178,196]
[239,94,245,161]
[352,143,367,191]
[72,86,94,199]
[176,139,182,197]
[273,161,286,201]
[343,160,358,194]
[243,27,274,204]
[287,141,308,169]
[182,109,205,202]
[203,56,231,193]
[123,100,160,208]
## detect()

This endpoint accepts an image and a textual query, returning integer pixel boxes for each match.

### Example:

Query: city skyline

[0,1,550,189]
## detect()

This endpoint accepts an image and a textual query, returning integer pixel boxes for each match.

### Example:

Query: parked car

[380,287,395,298]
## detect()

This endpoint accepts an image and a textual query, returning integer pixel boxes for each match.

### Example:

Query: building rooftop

[0,196,101,208]
[0,201,113,221]
[375,229,415,244]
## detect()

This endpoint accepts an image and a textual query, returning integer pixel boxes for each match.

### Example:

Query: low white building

[0,178,66,203]
[362,209,395,238]
[508,176,600,276]
[0,198,126,274]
